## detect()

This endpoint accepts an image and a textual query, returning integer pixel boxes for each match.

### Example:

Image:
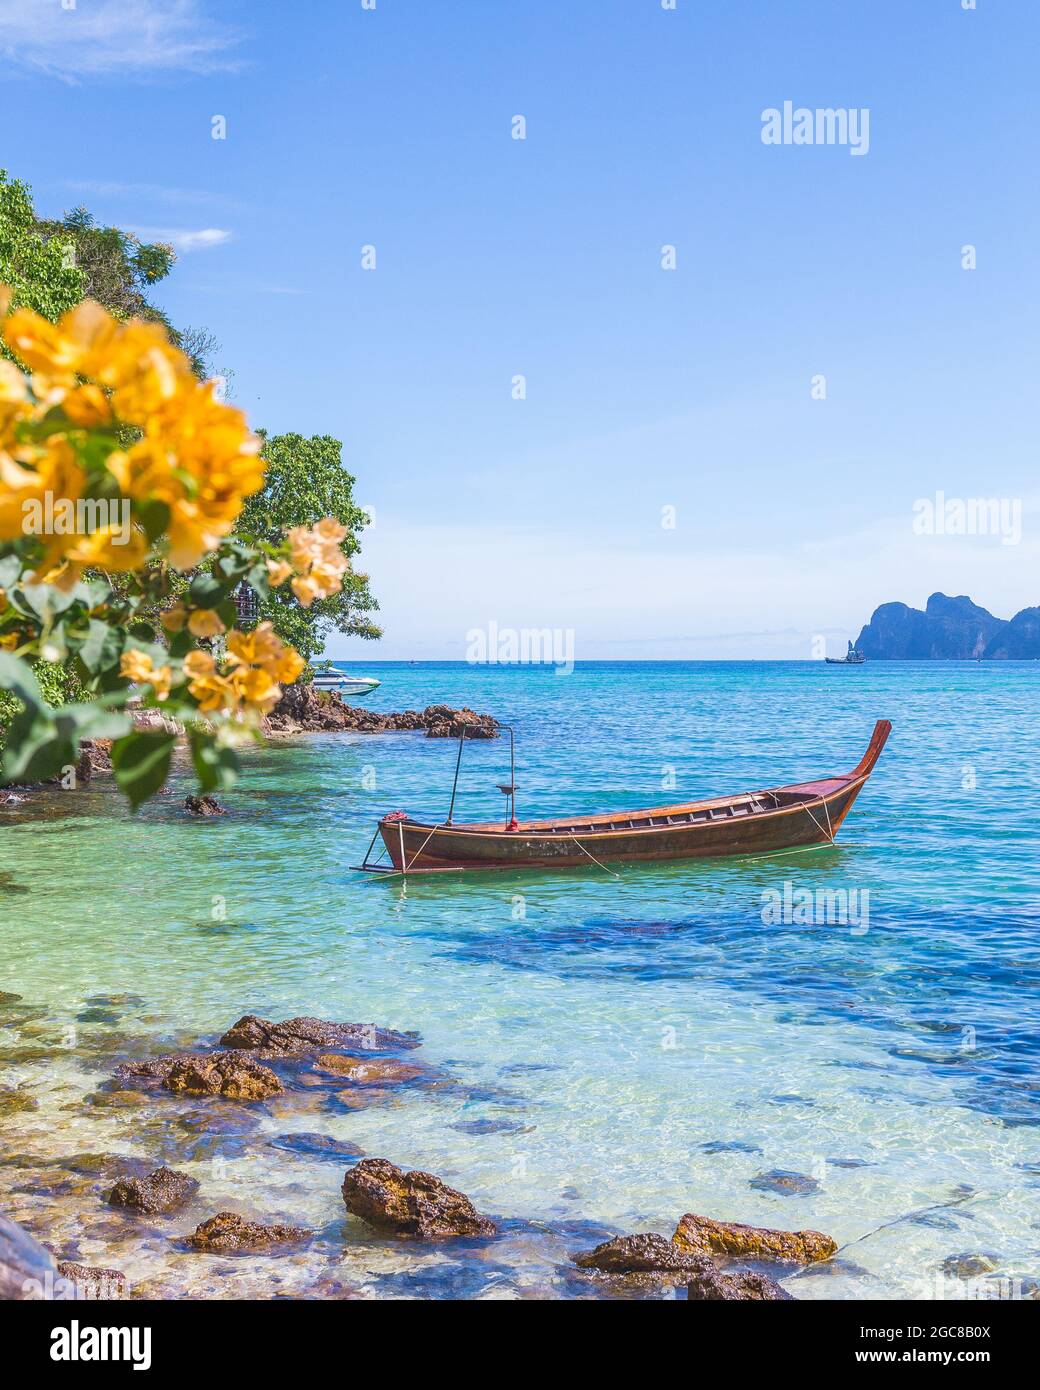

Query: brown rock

[314,1055,424,1085]
[75,739,112,782]
[672,1212,837,1265]
[115,1051,283,1101]
[185,794,226,816]
[0,1214,57,1299]
[56,1261,127,1299]
[687,1267,794,1300]
[342,1157,496,1239]
[334,1087,397,1110]
[109,1166,200,1215]
[575,1232,712,1274]
[0,1087,37,1116]
[219,1013,419,1055]
[188,1211,311,1254]
[265,685,498,739]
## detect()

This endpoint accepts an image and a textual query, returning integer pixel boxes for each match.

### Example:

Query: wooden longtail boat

[358,719,892,875]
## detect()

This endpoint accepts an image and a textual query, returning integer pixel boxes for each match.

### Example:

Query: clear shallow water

[2,661,1039,1299]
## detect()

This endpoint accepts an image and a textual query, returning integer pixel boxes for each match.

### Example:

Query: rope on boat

[405,822,448,872]
[802,796,835,844]
[569,835,622,879]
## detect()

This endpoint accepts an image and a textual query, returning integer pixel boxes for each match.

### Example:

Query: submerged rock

[109,1166,200,1215]
[219,1013,419,1056]
[941,1252,1001,1279]
[575,1232,710,1275]
[672,1212,837,1265]
[115,1051,283,1101]
[313,1055,424,1085]
[55,1261,126,1300]
[268,1132,364,1161]
[0,1087,37,1117]
[687,1267,793,1301]
[748,1170,820,1197]
[185,794,226,816]
[0,1214,57,1299]
[188,1211,311,1254]
[342,1158,496,1239]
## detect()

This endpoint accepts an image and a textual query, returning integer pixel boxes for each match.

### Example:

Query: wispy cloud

[127,226,232,253]
[64,179,239,210]
[0,0,243,80]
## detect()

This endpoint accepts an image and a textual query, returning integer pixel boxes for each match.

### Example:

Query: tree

[0,170,221,378]
[236,433,381,660]
[0,170,84,329]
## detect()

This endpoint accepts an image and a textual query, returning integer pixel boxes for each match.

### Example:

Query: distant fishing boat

[311,668,381,699]
[826,641,866,665]
[358,720,892,874]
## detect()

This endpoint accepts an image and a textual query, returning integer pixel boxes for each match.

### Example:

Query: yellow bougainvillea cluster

[0,286,359,803]
[119,621,305,717]
[284,518,351,608]
[0,287,264,587]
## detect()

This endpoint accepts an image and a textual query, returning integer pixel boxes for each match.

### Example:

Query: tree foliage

[237,433,380,660]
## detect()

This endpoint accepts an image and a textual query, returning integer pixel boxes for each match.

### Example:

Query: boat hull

[366,719,891,875]
[377,777,869,871]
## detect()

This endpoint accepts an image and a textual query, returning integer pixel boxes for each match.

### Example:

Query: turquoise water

[2,661,1039,1299]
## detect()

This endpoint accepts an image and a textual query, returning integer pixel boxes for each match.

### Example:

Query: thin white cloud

[0,0,242,80]
[127,226,232,253]
[64,179,239,210]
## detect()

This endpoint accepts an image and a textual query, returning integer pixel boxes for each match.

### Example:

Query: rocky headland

[855,592,1040,659]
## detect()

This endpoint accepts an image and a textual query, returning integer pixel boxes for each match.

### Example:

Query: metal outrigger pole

[445,725,468,825]
[445,721,519,831]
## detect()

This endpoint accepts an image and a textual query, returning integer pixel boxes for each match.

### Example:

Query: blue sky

[3,0,1037,658]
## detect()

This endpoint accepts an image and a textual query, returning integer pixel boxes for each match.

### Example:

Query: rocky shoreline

[0,1001,846,1301]
[0,689,497,807]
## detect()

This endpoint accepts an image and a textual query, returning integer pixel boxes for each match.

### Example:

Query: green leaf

[189,573,230,608]
[0,707,71,784]
[110,731,176,810]
[0,651,45,710]
[188,730,240,794]
[78,618,124,675]
[137,498,170,543]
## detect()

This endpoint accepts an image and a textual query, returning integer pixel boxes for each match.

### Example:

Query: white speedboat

[311,669,381,699]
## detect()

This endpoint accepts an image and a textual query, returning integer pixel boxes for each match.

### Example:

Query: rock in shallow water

[748,1169,820,1197]
[575,1232,712,1275]
[219,1013,420,1056]
[55,1261,127,1300]
[0,1087,37,1116]
[342,1158,496,1240]
[187,1212,312,1254]
[268,1132,364,1161]
[109,1166,200,1215]
[673,1212,836,1265]
[115,1051,283,1101]
[687,1267,793,1300]
[0,1213,57,1299]
[313,1054,424,1085]
[185,794,226,816]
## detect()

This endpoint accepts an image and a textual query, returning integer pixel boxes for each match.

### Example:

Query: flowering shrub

[0,288,348,806]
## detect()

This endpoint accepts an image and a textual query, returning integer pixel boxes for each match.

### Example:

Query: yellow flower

[0,631,19,651]
[229,664,280,715]
[118,649,173,700]
[266,558,292,587]
[285,518,349,606]
[269,648,306,685]
[187,608,226,638]
[160,601,188,633]
[225,622,281,668]
[183,649,217,680]
[120,650,157,683]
